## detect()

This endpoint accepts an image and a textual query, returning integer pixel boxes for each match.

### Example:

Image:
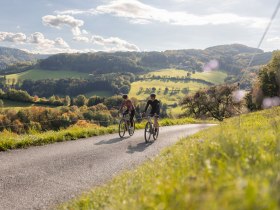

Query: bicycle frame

[118,112,135,138]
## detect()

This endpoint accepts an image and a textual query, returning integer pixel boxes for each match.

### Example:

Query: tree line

[139,75,214,86]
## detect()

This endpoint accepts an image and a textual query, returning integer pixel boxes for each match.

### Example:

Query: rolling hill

[37,44,272,75]
[0,47,36,69]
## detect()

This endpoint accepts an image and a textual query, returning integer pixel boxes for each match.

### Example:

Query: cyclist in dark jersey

[143,93,160,130]
[119,94,135,127]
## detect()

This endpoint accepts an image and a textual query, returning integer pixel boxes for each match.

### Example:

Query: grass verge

[60,107,280,210]
[0,117,202,151]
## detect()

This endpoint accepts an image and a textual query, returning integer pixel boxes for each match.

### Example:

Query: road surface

[0,124,214,210]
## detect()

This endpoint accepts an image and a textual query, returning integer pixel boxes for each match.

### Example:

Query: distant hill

[38,44,272,75]
[0,46,50,70]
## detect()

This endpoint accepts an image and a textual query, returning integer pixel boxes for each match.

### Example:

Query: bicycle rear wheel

[119,119,126,138]
[144,122,152,143]
[153,127,159,140]
[128,120,135,136]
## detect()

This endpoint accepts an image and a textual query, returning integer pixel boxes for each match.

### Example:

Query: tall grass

[60,107,280,210]
[0,117,200,151]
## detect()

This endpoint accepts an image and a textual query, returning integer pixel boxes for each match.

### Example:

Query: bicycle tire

[153,127,159,140]
[119,119,126,138]
[128,120,135,136]
[144,122,152,143]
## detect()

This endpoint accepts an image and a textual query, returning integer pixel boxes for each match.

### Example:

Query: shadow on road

[95,136,130,145]
[126,142,152,154]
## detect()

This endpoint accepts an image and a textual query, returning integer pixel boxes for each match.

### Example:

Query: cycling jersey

[120,100,135,111]
[120,100,135,127]
[144,99,160,115]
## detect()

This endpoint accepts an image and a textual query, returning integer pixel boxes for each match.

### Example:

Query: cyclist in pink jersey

[119,95,135,127]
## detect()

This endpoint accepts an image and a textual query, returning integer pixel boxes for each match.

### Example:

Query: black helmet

[122,94,128,99]
[150,93,156,98]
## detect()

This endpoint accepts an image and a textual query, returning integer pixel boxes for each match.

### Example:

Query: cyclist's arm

[155,101,161,115]
[144,101,150,113]
[128,100,134,111]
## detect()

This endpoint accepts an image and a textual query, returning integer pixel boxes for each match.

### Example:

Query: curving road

[0,124,214,210]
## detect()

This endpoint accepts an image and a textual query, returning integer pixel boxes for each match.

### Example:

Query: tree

[104,96,123,109]
[4,89,33,102]
[88,96,104,107]
[181,85,240,121]
[181,90,208,118]
[74,95,88,107]
[120,85,130,94]
[251,50,280,109]
[181,87,189,94]
[64,96,71,106]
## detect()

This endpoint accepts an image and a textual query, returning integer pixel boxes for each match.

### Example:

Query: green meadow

[5,69,90,83]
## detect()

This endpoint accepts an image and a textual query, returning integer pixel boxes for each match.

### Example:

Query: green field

[129,80,208,105]
[1,99,55,109]
[192,71,227,84]
[145,69,227,84]
[6,69,90,83]
[84,91,114,98]
[60,107,280,210]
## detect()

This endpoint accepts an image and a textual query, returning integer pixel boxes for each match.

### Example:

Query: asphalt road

[0,124,214,210]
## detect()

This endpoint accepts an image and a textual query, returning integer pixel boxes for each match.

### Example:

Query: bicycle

[143,114,159,143]
[118,112,135,138]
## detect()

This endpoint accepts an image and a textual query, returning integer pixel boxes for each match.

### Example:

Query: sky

[0,0,280,54]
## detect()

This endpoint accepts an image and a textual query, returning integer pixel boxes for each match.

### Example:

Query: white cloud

[42,15,84,35]
[267,36,280,43]
[0,31,71,54]
[73,36,90,42]
[0,32,27,43]
[29,32,54,46]
[82,29,89,35]
[55,8,99,16]
[24,47,95,54]
[28,32,69,48]
[93,35,140,51]
[74,34,140,51]
[55,37,70,48]
[58,0,268,28]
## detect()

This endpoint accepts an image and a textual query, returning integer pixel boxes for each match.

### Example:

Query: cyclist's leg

[150,112,159,128]
[154,116,159,128]
[130,110,135,127]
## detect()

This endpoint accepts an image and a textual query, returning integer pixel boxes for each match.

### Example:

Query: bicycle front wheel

[144,122,152,143]
[153,127,159,140]
[119,119,126,138]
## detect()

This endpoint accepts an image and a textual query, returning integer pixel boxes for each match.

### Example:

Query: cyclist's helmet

[122,94,128,99]
[150,93,156,98]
